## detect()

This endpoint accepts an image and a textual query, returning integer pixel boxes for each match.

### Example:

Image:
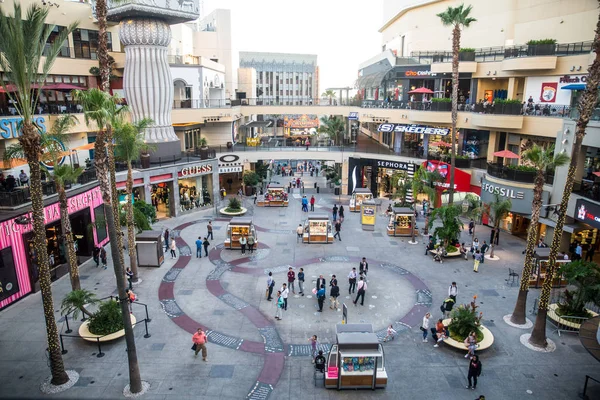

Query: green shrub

[225,197,242,212]
[448,299,483,341]
[134,200,157,223]
[494,98,522,105]
[88,300,124,336]
[526,39,557,45]
[242,171,260,187]
[507,164,536,172]
[432,97,452,103]
[459,48,475,52]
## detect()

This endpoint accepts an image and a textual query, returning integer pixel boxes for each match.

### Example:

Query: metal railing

[486,162,555,184]
[581,375,600,400]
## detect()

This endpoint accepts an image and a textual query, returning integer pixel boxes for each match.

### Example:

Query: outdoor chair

[506,268,519,286]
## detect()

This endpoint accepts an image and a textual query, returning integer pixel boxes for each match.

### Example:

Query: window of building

[93,205,108,243]
[286,90,289,95]
[73,29,113,59]
[43,25,70,58]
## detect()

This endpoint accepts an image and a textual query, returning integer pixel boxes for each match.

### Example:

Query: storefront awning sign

[219,166,242,174]
[179,163,213,178]
[575,198,600,230]
[480,177,546,214]
[377,123,450,136]
[348,112,359,120]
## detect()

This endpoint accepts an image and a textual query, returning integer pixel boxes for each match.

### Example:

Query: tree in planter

[412,166,443,235]
[225,197,242,213]
[319,116,345,146]
[510,144,569,325]
[134,200,157,224]
[463,193,482,239]
[391,171,412,206]
[243,171,260,196]
[114,118,155,284]
[556,260,600,318]
[119,204,152,232]
[437,4,477,205]
[0,3,77,386]
[530,9,600,348]
[487,194,512,259]
[61,289,98,320]
[448,295,484,341]
[427,204,462,250]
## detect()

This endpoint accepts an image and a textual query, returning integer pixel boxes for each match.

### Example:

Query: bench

[439,318,494,351]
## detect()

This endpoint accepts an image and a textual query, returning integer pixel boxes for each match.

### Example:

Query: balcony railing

[486,162,554,185]
[411,40,593,63]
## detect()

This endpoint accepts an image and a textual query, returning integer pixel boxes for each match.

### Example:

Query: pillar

[507,77,517,100]
[120,19,181,163]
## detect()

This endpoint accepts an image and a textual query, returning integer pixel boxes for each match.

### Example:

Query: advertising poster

[540,82,557,103]
[361,205,376,225]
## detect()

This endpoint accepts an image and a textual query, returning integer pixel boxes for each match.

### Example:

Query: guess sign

[179,163,213,177]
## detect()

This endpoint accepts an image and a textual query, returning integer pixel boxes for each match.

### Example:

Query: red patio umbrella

[408,87,434,94]
[43,83,84,91]
[493,149,520,159]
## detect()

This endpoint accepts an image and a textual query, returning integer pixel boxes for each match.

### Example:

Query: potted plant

[526,39,557,56]
[431,97,452,111]
[198,137,209,160]
[459,47,476,62]
[494,99,523,115]
[554,261,600,321]
[242,171,260,196]
[448,296,484,342]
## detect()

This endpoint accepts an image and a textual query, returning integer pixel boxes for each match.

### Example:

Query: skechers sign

[0,116,46,139]
[377,123,450,136]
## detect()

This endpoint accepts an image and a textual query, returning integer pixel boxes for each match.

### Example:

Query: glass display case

[224,218,258,249]
[303,214,334,243]
[387,207,415,237]
[260,187,289,207]
[350,188,373,212]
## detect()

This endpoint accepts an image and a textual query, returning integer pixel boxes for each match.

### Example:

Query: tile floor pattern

[0,188,599,400]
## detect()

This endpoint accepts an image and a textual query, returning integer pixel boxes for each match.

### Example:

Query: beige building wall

[237,68,257,99]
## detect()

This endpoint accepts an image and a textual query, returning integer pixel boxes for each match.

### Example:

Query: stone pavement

[0,187,599,400]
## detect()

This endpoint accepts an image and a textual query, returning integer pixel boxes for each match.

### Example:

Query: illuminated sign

[219,166,243,173]
[179,163,213,177]
[575,199,600,229]
[377,123,450,136]
[377,160,409,170]
[405,70,437,77]
[559,75,587,84]
[481,183,524,199]
[0,116,46,140]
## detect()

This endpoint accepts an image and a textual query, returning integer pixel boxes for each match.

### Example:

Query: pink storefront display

[0,185,108,310]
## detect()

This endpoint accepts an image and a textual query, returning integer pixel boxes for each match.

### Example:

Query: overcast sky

[203,0,383,92]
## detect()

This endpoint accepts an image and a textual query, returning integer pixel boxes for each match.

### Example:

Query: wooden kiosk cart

[224,218,258,249]
[325,324,387,390]
[350,188,373,212]
[303,214,334,243]
[387,207,415,237]
[260,186,289,207]
[529,248,568,288]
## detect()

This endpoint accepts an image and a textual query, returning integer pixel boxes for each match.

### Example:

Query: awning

[561,84,586,90]
[356,68,392,89]
[244,121,273,128]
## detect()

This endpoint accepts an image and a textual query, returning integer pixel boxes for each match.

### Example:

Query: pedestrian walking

[207,221,214,240]
[296,224,304,242]
[125,289,136,313]
[287,267,296,294]
[348,267,357,294]
[316,274,326,291]
[359,257,369,277]
[195,236,203,258]
[169,238,177,259]
[247,235,255,253]
[448,282,458,302]
[302,195,308,212]
[332,204,338,221]
[316,286,326,312]
[575,243,583,260]
[275,291,284,320]
[433,319,447,348]
[125,267,133,290]
[473,250,482,272]
[480,241,489,263]
[468,219,475,235]
[441,297,455,318]
[100,246,107,269]
[472,238,480,254]
[310,195,315,211]
[203,237,210,257]
[280,283,289,310]
[191,328,208,361]
[329,281,340,310]
[164,228,170,251]
[586,245,596,261]
[240,235,247,254]
[253,192,257,205]
[93,246,100,267]
[384,325,397,342]
[421,312,431,342]
[464,331,478,358]
[266,272,275,301]
[333,220,342,241]
[353,277,367,306]
[466,355,482,390]
[298,268,305,296]
[309,335,319,362]
[339,205,345,222]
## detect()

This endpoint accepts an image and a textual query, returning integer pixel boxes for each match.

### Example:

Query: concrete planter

[442,318,494,351]
[219,207,248,216]
[79,314,137,342]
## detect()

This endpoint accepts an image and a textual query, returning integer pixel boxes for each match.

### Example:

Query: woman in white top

[169,238,177,259]
[421,312,431,342]
[472,238,480,253]
[463,331,478,358]
[239,235,247,254]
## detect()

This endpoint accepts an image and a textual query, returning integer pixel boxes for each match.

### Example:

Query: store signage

[559,75,587,84]
[180,163,213,177]
[348,112,359,120]
[376,160,410,170]
[540,82,557,103]
[283,114,319,128]
[219,166,243,173]
[219,154,240,163]
[405,70,437,77]
[0,116,46,140]
[423,160,471,192]
[377,123,450,136]
[575,199,600,229]
[480,178,546,214]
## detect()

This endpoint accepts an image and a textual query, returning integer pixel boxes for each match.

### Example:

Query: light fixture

[563,128,571,135]
[562,138,568,145]
[15,216,31,225]
[465,117,469,122]
[493,71,497,75]
[577,66,582,71]
[561,148,567,154]
[486,71,491,76]
[570,66,576,71]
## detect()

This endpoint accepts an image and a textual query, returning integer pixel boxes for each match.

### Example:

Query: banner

[361,205,376,225]
[378,123,450,136]
[540,82,557,103]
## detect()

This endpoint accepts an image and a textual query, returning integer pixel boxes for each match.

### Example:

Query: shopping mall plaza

[1,0,600,398]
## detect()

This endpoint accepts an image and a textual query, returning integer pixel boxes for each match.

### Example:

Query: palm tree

[319,116,345,146]
[427,204,462,247]
[412,166,443,235]
[95,0,110,91]
[437,4,476,205]
[391,171,411,206]
[73,88,143,392]
[323,89,336,105]
[530,9,600,348]
[510,145,569,325]
[487,194,512,259]
[463,193,482,239]
[0,3,77,386]
[61,289,98,320]
[114,119,155,283]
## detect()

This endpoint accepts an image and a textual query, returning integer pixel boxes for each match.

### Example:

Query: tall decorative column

[108,1,199,163]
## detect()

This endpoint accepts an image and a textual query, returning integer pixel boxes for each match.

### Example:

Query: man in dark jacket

[329,281,340,310]
[317,287,326,312]
[359,257,369,276]
[333,220,342,241]
[480,241,489,264]
[467,355,482,390]
[316,274,326,291]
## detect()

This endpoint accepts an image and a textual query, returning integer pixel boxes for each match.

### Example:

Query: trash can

[334,187,340,195]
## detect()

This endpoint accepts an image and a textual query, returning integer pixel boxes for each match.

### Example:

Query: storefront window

[462,130,489,159]
[94,205,107,243]
[151,183,171,219]
[178,174,213,213]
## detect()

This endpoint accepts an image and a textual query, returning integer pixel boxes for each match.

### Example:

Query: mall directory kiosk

[224,218,257,249]
[350,188,373,212]
[387,207,415,237]
[325,324,387,390]
[360,200,377,231]
[261,186,289,207]
[303,214,334,243]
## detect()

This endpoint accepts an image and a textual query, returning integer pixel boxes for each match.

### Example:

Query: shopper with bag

[191,328,208,361]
